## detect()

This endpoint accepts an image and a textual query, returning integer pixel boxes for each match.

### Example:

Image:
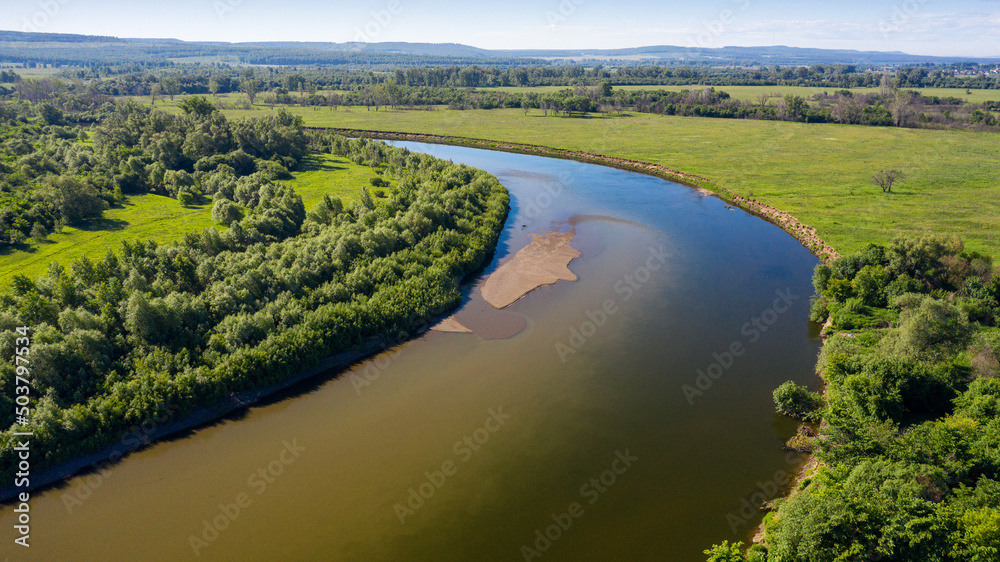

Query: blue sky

[4,0,1000,56]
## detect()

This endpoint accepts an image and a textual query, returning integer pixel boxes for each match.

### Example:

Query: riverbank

[0,334,411,502]
[320,128,840,264]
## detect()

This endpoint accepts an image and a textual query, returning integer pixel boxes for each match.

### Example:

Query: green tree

[30,222,48,240]
[853,265,891,307]
[161,77,180,101]
[895,296,974,360]
[212,199,243,226]
[774,381,823,420]
[177,189,194,207]
[35,175,109,224]
[241,78,260,105]
[178,95,216,117]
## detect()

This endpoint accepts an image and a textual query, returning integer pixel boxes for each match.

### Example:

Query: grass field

[288,152,370,209]
[0,153,370,285]
[176,103,1000,260]
[0,194,216,286]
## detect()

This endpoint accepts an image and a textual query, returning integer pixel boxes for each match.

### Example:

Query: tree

[38,102,65,125]
[30,222,48,240]
[773,381,823,420]
[782,95,807,121]
[208,78,220,97]
[241,78,260,105]
[895,296,974,361]
[177,189,194,207]
[150,83,161,105]
[35,175,108,224]
[178,95,216,117]
[212,199,243,226]
[162,77,180,101]
[872,170,903,193]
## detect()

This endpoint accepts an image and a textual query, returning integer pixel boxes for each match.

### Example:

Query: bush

[895,296,974,361]
[211,198,244,226]
[177,190,194,207]
[826,278,854,302]
[809,295,829,323]
[30,222,48,240]
[774,381,823,420]
[704,541,746,562]
[853,265,890,307]
[369,176,389,188]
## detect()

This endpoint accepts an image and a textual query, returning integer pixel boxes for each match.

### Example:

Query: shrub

[774,381,823,420]
[211,198,244,226]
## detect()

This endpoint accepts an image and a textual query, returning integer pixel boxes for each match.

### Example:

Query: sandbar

[481,230,580,309]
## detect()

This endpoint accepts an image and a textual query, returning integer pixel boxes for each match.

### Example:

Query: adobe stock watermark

[519,449,638,561]
[394,407,511,524]
[61,401,180,514]
[545,0,585,27]
[20,0,72,32]
[353,0,403,47]
[213,0,243,20]
[682,288,799,405]
[726,451,807,534]
[685,0,751,50]
[188,439,306,556]
[879,0,929,38]
[523,171,571,220]
[555,245,667,363]
[349,337,409,395]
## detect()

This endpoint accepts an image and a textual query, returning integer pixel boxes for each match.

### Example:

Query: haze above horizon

[5,0,1000,58]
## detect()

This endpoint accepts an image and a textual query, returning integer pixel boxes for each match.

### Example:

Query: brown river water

[1,142,822,561]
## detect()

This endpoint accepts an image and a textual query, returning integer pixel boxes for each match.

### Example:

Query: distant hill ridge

[1,30,997,66]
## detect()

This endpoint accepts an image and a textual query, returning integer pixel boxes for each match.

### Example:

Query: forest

[0,100,509,483]
[708,236,1000,561]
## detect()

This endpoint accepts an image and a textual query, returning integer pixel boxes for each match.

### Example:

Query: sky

[4,0,1000,57]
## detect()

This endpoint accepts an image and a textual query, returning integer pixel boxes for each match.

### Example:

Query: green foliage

[177,95,216,117]
[826,278,854,302]
[211,198,243,226]
[763,236,1000,560]
[177,190,194,207]
[893,296,974,361]
[853,265,891,307]
[773,381,823,421]
[0,136,510,490]
[704,541,746,562]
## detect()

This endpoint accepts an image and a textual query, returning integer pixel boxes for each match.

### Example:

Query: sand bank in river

[430,316,473,333]
[481,230,580,309]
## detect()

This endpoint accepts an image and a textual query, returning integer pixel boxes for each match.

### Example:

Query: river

[1,142,822,561]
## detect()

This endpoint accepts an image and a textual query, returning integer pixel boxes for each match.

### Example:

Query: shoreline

[0,335,413,503]
[317,127,841,264]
